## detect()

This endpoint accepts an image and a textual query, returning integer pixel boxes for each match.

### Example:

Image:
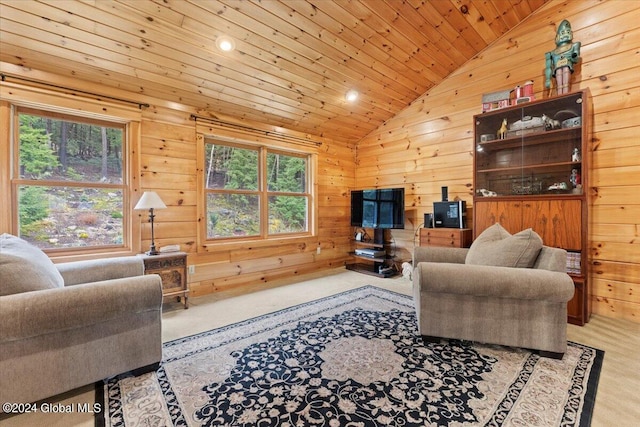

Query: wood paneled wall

[355,0,640,322]
[0,68,356,296]
[137,108,356,296]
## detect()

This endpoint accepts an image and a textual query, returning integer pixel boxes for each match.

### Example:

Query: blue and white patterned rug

[98,286,603,426]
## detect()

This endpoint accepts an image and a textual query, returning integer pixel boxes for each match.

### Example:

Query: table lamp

[134,191,166,255]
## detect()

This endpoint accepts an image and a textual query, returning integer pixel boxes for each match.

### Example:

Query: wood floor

[2,268,639,427]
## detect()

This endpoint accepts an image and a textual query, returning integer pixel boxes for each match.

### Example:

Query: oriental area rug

[97,286,603,427]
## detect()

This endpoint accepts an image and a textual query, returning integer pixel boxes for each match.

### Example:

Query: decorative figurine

[545,19,581,95]
[572,147,581,162]
[542,114,561,130]
[548,182,568,191]
[497,118,508,139]
[478,188,497,197]
[514,80,535,104]
[570,169,581,187]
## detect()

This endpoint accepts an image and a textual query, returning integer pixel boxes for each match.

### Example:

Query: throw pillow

[465,223,543,268]
[0,233,64,296]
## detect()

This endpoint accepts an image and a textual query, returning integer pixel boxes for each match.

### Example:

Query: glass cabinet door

[474,91,585,198]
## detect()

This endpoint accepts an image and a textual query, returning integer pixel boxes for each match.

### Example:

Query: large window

[12,107,127,250]
[204,139,311,240]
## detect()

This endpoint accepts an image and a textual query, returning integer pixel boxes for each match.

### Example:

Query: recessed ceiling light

[345,89,359,102]
[216,35,236,52]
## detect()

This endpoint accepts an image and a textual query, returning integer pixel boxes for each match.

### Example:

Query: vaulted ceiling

[0,0,548,142]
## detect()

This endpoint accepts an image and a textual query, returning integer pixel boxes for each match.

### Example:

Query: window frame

[265,148,310,236]
[3,95,141,260]
[198,133,317,251]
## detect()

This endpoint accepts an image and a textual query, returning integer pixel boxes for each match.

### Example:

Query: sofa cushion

[0,233,64,296]
[465,223,543,268]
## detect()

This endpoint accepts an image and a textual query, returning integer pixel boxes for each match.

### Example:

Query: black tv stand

[373,228,385,244]
[346,262,396,278]
[347,229,398,278]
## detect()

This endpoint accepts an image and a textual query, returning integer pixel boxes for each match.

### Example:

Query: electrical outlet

[316,245,321,254]
[188,265,195,275]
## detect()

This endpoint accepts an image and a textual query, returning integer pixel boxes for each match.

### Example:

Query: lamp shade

[134,192,167,210]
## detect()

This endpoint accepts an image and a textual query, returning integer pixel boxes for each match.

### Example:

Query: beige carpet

[2,268,639,427]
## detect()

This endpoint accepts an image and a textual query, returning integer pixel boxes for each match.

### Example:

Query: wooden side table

[419,228,473,248]
[139,251,189,309]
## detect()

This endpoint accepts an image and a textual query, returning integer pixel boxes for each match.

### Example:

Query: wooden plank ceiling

[0,0,548,142]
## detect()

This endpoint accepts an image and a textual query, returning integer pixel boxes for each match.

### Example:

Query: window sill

[199,234,316,254]
[48,247,138,264]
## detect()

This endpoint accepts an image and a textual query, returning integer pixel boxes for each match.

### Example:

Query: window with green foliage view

[14,108,126,250]
[204,140,310,239]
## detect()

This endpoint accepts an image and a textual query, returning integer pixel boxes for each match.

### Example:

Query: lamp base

[146,243,160,256]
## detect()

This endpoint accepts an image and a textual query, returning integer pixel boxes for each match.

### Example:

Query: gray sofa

[413,224,575,359]
[0,234,163,409]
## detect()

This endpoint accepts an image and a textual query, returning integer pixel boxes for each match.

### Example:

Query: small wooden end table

[139,251,189,309]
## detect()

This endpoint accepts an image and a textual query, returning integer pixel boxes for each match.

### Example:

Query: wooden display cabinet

[473,90,591,325]
[474,199,581,250]
[139,251,189,309]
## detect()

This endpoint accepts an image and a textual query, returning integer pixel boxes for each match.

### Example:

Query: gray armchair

[413,245,575,359]
[0,234,163,409]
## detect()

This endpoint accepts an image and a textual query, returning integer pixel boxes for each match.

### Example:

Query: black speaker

[433,201,466,228]
[441,186,448,201]
[423,213,433,228]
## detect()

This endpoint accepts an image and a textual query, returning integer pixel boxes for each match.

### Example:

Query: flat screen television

[350,188,405,229]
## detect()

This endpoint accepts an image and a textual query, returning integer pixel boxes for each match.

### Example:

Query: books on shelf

[566,251,581,275]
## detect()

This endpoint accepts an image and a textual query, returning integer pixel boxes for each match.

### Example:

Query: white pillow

[465,223,543,268]
[0,234,64,296]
